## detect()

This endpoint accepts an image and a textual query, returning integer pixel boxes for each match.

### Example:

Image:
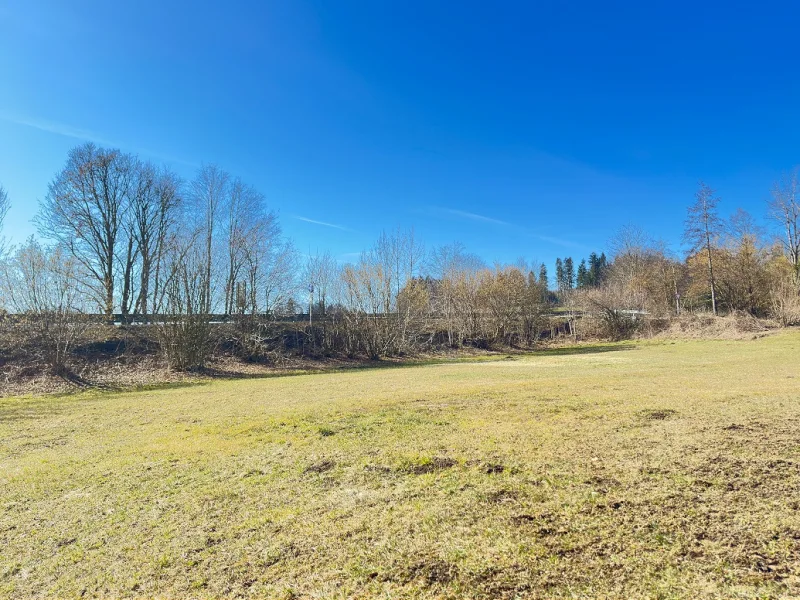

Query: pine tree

[539,263,548,290]
[598,252,607,283]
[539,264,549,303]
[588,252,599,286]
[555,258,564,292]
[577,259,588,288]
[564,257,575,290]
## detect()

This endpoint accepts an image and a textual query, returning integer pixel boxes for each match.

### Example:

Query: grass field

[2,332,800,598]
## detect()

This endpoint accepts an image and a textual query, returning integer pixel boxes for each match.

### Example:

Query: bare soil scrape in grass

[401,456,457,475]
[2,333,800,598]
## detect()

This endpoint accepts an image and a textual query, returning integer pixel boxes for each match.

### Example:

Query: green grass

[2,333,800,598]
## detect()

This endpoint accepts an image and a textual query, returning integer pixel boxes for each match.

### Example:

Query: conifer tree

[598,252,607,283]
[577,259,588,288]
[564,257,575,290]
[539,263,549,303]
[555,258,564,292]
[588,252,599,286]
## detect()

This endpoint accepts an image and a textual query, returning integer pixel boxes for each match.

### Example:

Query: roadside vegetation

[1,147,800,392]
[2,332,800,598]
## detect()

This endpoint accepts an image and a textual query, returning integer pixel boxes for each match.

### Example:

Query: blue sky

[2,1,799,269]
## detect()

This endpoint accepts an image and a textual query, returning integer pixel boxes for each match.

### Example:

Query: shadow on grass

[1,342,640,401]
[0,368,116,422]
[532,344,637,357]
[0,399,69,423]
[115,345,639,393]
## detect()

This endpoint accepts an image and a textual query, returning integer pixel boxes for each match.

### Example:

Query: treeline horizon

[0,142,799,372]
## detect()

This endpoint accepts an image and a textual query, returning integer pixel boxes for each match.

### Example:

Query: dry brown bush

[653,311,777,340]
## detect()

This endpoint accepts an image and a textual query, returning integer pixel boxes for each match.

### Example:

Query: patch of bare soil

[402,456,457,475]
[304,459,336,474]
[638,408,678,421]
[390,558,459,586]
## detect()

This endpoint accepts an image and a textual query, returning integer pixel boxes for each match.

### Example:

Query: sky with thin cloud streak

[292,216,355,232]
[1,1,798,271]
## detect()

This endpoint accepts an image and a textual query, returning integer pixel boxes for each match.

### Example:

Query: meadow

[2,332,800,598]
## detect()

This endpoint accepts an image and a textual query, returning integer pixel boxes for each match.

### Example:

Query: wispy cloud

[292,215,354,232]
[439,207,510,226]
[2,112,117,146]
[0,111,198,168]
[433,205,586,250]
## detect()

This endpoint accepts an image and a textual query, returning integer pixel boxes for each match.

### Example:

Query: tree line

[1,143,799,372]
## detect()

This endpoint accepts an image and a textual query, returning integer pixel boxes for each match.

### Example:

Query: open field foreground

[2,333,800,598]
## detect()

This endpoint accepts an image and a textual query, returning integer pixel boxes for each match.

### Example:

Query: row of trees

[0,144,299,370]
[27,143,298,319]
[584,178,800,338]
[553,253,609,292]
[1,144,800,372]
[683,179,800,317]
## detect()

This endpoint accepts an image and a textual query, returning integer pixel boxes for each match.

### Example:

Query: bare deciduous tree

[684,182,723,315]
[36,143,134,316]
[222,179,276,315]
[261,240,300,315]
[190,164,229,313]
[1,238,88,373]
[429,243,484,346]
[153,228,214,370]
[607,225,679,316]
[769,168,800,289]
[128,163,182,316]
[304,251,337,316]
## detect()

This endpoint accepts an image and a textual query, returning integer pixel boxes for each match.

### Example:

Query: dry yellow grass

[2,332,800,598]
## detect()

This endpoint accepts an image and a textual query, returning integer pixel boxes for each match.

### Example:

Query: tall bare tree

[304,250,337,316]
[769,168,800,289]
[222,179,275,314]
[131,165,182,316]
[190,164,229,313]
[36,143,133,316]
[684,182,723,315]
[261,240,300,315]
[239,217,283,314]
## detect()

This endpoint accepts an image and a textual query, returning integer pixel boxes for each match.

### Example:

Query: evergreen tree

[539,263,548,290]
[588,252,599,286]
[555,258,564,292]
[539,263,549,303]
[577,259,589,288]
[564,257,575,290]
